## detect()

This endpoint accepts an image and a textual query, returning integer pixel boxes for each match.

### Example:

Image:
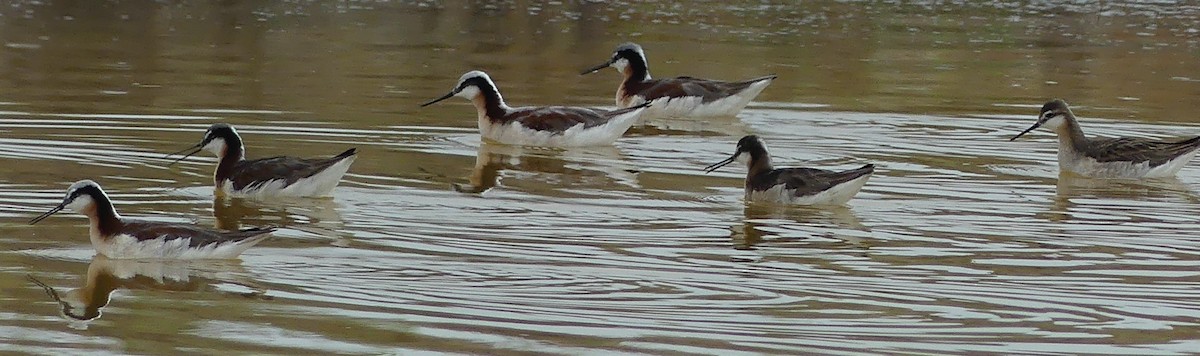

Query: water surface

[2,1,1200,354]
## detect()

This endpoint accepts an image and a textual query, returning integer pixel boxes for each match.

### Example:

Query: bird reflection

[27,255,263,330]
[213,197,290,230]
[1047,173,1200,221]
[454,142,638,194]
[732,202,868,249]
[625,115,749,138]
[1055,173,1198,199]
[213,197,347,246]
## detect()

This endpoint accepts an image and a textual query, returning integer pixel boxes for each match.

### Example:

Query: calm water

[3,1,1200,354]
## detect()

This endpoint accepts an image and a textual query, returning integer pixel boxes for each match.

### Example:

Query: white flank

[623,78,774,119]
[93,232,270,260]
[220,155,356,198]
[1058,146,1198,178]
[478,107,648,147]
[746,173,872,205]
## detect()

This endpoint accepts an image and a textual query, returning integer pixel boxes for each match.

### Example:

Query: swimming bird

[704,135,874,205]
[1010,99,1200,178]
[29,180,273,259]
[421,70,652,147]
[167,123,357,198]
[580,42,776,118]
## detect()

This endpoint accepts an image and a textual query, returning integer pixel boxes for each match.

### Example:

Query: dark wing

[750,164,875,197]
[120,221,275,248]
[503,106,611,132]
[1083,137,1200,167]
[631,75,776,103]
[228,148,356,190]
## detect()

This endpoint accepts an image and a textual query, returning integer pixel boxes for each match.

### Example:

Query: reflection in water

[733,202,868,250]
[1055,173,1199,200]
[2,1,1200,354]
[213,197,347,246]
[1049,174,1200,221]
[629,115,749,138]
[454,143,638,194]
[213,197,285,231]
[452,143,512,194]
[27,256,260,330]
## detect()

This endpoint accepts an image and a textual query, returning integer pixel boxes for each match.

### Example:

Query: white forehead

[458,70,492,87]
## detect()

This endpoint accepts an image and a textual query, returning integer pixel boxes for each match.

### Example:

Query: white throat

[202,137,244,160]
[735,152,751,166]
[612,57,651,80]
[612,58,629,74]
[1042,115,1066,132]
[64,194,95,213]
[456,85,482,101]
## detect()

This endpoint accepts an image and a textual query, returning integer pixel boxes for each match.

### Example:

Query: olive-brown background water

[2,1,1199,354]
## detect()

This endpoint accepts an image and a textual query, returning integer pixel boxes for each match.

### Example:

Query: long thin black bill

[580,61,613,75]
[165,143,200,158]
[421,91,456,107]
[29,204,64,225]
[703,155,738,173]
[1010,122,1043,141]
[167,146,203,167]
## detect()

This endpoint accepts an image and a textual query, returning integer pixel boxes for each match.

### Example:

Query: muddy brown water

[2,1,1200,354]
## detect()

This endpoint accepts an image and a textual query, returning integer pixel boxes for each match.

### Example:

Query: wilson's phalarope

[422,70,652,147]
[704,135,874,205]
[581,42,777,118]
[168,123,358,198]
[1011,99,1200,178]
[29,180,274,259]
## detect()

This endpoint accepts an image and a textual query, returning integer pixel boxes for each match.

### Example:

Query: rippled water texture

[3,1,1200,354]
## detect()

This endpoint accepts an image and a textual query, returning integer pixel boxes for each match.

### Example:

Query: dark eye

[1045,113,1057,119]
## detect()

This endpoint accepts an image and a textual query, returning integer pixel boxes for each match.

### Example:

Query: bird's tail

[333,148,358,159]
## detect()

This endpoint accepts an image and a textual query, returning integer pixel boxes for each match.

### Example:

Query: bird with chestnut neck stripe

[581,42,777,119]
[29,180,273,259]
[167,123,358,198]
[422,70,652,148]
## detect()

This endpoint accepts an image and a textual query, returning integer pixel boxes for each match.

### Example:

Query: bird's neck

[214,140,245,186]
[1056,115,1089,152]
[746,149,774,179]
[623,58,651,83]
[471,88,509,122]
[82,198,122,239]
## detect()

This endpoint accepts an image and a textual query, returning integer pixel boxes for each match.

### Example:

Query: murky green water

[2,1,1200,354]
